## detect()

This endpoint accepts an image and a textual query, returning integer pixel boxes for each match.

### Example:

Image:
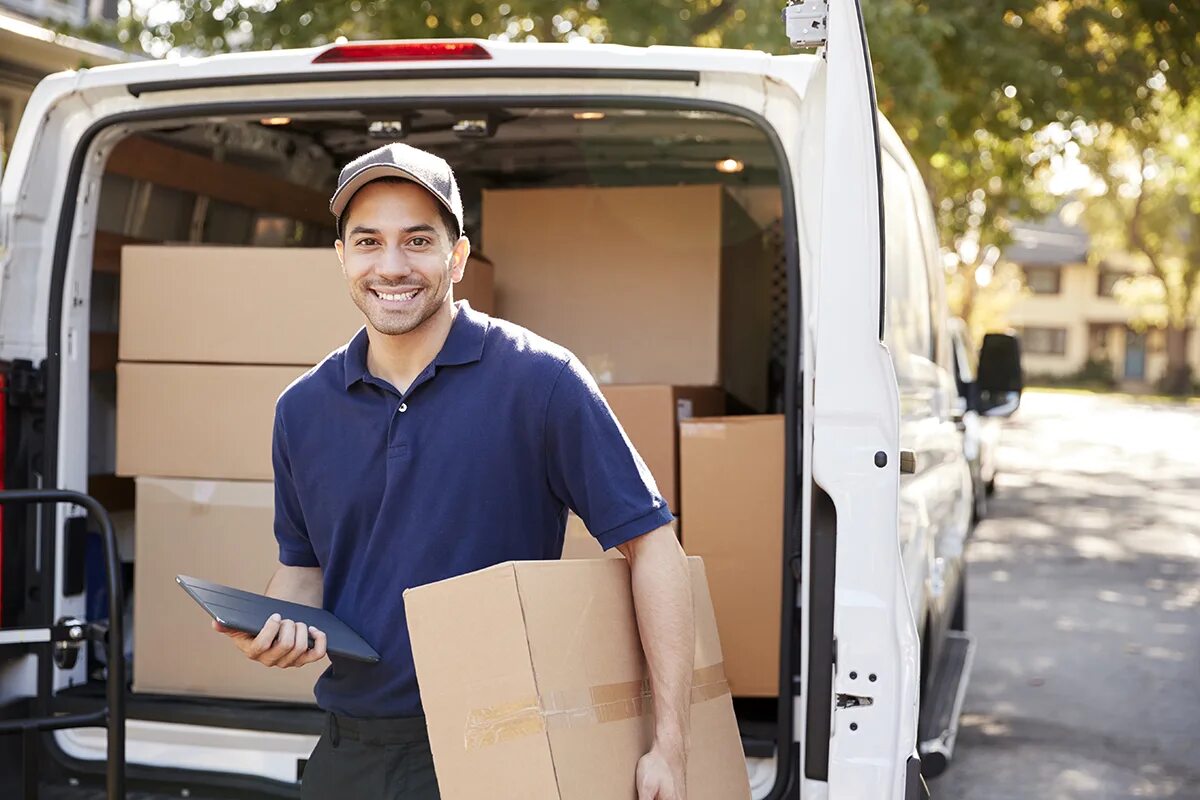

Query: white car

[0,3,1023,797]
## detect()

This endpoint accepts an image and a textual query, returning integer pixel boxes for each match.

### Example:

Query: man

[214,143,695,799]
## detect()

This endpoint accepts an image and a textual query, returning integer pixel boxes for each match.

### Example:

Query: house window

[1098,269,1124,297]
[1022,326,1068,356]
[1023,266,1061,295]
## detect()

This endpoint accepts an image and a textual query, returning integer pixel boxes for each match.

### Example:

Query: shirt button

[398,402,408,413]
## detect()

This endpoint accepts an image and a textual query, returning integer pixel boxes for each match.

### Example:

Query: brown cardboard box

[601,385,724,514]
[132,477,322,702]
[460,252,496,315]
[483,185,770,410]
[405,557,750,800]
[118,246,495,364]
[116,363,306,480]
[680,415,784,697]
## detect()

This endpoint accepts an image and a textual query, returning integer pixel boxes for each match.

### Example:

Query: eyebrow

[348,224,439,238]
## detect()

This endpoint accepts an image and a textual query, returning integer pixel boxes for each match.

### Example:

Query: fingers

[275,622,309,668]
[244,613,283,661]
[260,618,297,666]
[216,613,325,669]
[295,626,328,667]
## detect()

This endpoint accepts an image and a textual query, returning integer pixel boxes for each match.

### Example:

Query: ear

[334,239,346,275]
[449,237,471,285]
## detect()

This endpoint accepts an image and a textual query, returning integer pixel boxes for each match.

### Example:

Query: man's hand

[213,613,327,668]
[636,744,687,800]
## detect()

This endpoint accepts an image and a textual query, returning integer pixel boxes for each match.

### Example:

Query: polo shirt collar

[342,300,488,390]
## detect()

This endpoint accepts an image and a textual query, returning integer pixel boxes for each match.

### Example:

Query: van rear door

[791,1,923,797]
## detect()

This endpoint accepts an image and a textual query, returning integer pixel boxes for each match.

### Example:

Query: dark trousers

[300,713,440,800]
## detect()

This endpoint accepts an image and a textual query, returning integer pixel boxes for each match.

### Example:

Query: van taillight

[313,41,492,64]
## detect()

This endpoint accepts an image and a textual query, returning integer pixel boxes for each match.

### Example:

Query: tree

[1077,89,1200,393]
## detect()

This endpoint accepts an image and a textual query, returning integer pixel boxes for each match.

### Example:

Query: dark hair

[337,176,460,242]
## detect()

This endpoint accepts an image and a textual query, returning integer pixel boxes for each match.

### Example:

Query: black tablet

[177,575,381,664]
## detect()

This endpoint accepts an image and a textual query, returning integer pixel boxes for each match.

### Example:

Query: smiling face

[334,179,469,336]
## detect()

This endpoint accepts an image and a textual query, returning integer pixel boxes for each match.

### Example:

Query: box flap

[405,562,560,799]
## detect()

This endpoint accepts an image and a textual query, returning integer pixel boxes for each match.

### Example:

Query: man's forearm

[621,524,695,752]
[265,565,324,607]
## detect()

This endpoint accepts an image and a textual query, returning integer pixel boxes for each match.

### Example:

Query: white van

[0,3,1024,797]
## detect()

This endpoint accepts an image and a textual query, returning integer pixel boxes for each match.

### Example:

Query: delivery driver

[213,143,695,800]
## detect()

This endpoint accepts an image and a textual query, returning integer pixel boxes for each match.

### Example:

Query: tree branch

[688,0,739,38]
[1128,148,1169,284]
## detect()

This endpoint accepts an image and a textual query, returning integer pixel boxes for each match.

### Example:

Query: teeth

[377,289,419,301]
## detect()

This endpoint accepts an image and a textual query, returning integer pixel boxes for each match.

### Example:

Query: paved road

[931,390,1200,800]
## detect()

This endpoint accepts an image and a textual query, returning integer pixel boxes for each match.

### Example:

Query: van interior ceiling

[80,104,788,760]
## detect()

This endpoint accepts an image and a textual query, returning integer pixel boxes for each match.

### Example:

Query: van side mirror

[976,332,1023,417]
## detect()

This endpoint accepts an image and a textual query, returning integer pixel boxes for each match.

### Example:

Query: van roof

[67,39,814,92]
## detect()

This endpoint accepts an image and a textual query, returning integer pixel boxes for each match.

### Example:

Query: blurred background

[0,2,1195,798]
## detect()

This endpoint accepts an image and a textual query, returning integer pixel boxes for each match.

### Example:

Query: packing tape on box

[463,662,729,750]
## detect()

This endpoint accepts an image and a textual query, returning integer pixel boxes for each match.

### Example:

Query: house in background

[1004,210,1200,387]
[0,0,127,156]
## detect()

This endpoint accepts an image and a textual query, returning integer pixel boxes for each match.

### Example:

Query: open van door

[786,1,924,797]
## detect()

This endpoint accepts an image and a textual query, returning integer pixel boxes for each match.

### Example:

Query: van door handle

[900,450,917,474]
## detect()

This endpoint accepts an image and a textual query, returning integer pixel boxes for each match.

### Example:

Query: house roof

[1004,212,1090,268]
[0,9,131,80]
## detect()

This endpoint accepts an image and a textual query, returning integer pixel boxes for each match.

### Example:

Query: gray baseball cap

[330,143,464,240]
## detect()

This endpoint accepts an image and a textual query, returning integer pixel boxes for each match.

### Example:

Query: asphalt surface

[931,390,1200,800]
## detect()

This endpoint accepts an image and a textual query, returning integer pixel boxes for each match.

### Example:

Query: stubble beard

[352,275,450,336]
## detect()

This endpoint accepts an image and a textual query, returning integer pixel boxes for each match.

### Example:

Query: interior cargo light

[573,112,606,121]
[260,117,291,126]
[368,120,407,139]
[715,158,745,174]
[313,41,492,64]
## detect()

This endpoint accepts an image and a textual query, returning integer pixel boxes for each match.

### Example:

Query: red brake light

[313,42,492,64]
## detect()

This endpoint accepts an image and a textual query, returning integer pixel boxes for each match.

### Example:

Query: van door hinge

[6,359,46,410]
[835,693,874,709]
[783,0,829,48]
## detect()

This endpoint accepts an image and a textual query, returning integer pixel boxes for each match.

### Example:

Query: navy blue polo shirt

[272,301,673,718]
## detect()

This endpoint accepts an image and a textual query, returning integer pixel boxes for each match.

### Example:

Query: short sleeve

[273,408,319,567]
[544,357,674,550]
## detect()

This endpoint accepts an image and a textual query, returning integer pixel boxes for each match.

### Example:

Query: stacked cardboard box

[680,415,785,697]
[482,184,771,411]
[117,245,494,701]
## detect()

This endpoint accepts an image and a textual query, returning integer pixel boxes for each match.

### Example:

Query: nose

[375,243,413,280]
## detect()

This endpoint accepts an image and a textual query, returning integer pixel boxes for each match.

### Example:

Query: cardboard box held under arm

[404,557,751,800]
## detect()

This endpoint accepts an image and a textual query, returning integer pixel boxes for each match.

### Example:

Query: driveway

[932,390,1200,799]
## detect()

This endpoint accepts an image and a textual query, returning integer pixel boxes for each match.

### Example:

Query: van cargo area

[5,103,795,795]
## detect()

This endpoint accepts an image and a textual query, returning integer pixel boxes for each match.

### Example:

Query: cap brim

[329,163,456,226]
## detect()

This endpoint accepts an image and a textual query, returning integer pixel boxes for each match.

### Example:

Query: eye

[355,237,379,247]
[409,236,432,248]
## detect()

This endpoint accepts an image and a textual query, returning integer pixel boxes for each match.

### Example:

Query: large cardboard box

[405,557,750,800]
[483,185,770,410]
[116,363,306,480]
[602,385,724,514]
[118,246,495,364]
[680,415,784,697]
[133,477,323,702]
